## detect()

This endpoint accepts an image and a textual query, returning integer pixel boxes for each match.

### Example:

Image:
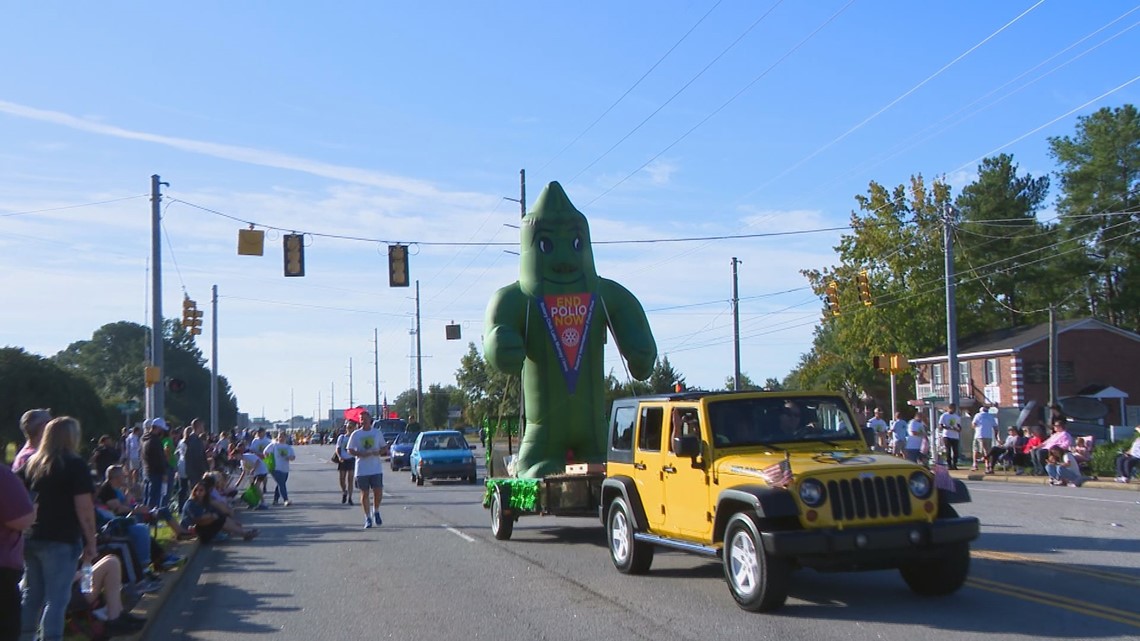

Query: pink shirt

[12,443,35,471]
[1040,430,1074,451]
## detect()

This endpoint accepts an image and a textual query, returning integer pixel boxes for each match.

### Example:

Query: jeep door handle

[662,465,677,474]
[633,462,647,470]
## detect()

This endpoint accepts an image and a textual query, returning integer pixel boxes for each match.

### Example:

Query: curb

[121,537,201,641]
[946,468,1139,491]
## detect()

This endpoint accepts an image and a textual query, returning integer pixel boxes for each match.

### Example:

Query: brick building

[910,318,1140,427]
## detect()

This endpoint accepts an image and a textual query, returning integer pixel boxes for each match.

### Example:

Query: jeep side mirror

[673,435,700,458]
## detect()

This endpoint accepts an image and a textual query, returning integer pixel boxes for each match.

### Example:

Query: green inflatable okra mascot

[484,181,657,478]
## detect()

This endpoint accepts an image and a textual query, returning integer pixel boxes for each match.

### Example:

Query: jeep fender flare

[600,476,650,531]
[713,485,798,543]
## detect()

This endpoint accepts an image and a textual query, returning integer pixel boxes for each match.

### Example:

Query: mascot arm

[599,278,657,380]
[483,284,527,375]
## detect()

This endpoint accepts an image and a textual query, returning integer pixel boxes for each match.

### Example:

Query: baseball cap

[150,418,169,431]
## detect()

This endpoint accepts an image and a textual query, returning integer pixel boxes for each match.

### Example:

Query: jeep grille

[826,475,912,521]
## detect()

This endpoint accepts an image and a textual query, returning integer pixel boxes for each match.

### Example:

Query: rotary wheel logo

[560,327,580,347]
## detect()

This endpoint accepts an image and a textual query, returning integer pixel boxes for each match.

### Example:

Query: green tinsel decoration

[483,478,540,512]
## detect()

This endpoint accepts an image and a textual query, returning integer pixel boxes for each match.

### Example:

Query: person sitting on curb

[1030,418,1074,476]
[1114,426,1140,483]
[71,553,146,636]
[180,483,259,544]
[1045,445,1084,487]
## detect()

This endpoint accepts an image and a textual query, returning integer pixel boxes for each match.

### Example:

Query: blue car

[389,431,417,471]
[410,430,477,486]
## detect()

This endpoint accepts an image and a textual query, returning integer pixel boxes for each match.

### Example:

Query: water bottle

[80,563,94,594]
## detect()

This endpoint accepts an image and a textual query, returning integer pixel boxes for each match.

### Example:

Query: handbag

[331,452,341,464]
[240,484,263,508]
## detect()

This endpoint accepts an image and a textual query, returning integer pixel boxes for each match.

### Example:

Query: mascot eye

[538,237,553,254]
[573,235,582,251]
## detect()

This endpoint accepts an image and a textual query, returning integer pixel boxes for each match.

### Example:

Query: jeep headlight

[799,478,826,507]
[908,471,933,499]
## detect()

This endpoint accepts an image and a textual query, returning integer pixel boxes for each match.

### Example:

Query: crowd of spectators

[2,409,291,641]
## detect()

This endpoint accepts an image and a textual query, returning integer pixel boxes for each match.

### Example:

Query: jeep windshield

[707,395,860,447]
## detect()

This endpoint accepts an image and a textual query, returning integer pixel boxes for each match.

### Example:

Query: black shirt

[142,433,168,475]
[19,454,95,545]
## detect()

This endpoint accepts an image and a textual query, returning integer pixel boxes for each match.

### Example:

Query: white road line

[969,486,1138,504]
[443,524,475,542]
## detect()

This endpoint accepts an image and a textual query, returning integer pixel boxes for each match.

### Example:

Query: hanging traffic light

[181,297,195,328]
[167,378,186,393]
[181,296,203,336]
[389,244,409,287]
[825,280,841,316]
[283,233,305,277]
[857,269,873,306]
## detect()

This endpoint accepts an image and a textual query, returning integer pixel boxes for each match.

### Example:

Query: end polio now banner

[537,292,596,394]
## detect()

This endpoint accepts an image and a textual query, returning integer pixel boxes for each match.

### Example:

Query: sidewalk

[945,466,1139,490]
[120,537,202,641]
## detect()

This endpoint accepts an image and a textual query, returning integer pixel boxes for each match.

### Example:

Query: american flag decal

[760,459,793,488]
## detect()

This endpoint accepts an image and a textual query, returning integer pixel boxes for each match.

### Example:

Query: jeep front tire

[723,513,791,612]
[607,497,654,574]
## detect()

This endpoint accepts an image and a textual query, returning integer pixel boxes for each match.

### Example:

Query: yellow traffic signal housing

[872,355,886,371]
[181,297,196,328]
[389,244,409,287]
[889,353,907,372]
[825,281,840,316]
[283,234,305,277]
[144,365,161,387]
[857,270,872,306]
[238,228,265,256]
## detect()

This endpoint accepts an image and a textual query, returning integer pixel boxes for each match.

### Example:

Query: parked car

[390,432,416,471]
[373,418,409,448]
[410,430,477,486]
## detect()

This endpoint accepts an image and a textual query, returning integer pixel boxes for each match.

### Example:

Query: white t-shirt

[250,436,272,458]
[906,419,926,450]
[347,428,385,477]
[241,451,268,476]
[938,411,961,441]
[972,411,998,440]
[890,419,909,442]
[264,442,295,474]
[126,433,141,461]
[867,417,889,434]
[336,434,354,462]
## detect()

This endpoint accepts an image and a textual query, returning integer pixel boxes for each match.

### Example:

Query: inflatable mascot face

[518,183,598,296]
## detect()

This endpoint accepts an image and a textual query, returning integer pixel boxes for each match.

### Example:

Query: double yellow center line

[970,550,1140,629]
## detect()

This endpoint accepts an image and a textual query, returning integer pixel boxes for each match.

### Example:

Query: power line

[0,193,148,218]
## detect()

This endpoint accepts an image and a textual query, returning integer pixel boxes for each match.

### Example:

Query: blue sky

[2,1,1137,424]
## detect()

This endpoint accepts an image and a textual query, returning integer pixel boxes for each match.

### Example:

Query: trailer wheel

[490,484,514,540]
[607,497,653,574]
[723,513,790,612]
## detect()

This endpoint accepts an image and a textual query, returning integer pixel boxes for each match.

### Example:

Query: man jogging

[347,415,388,529]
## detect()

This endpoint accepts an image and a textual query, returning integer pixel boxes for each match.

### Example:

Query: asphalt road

[146,444,1140,641]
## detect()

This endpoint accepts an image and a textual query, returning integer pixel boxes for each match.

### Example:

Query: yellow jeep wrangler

[601,391,979,612]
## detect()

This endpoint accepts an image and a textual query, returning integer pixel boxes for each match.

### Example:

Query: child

[1045,445,1083,487]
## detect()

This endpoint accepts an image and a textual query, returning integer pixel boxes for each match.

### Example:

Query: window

[984,358,1000,385]
[637,407,664,452]
[611,406,636,451]
[959,361,970,384]
[932,363,944,385]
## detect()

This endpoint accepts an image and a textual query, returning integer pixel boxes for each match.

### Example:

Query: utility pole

[504,169,527,218]
[348,358,354,408]
[1048,305,1058,406]
[415,280,423,423]
[731,257,742,391]
[942,202,960,465]
[210,284,218,434]
[374,328,381,415]
[149,175,168,421]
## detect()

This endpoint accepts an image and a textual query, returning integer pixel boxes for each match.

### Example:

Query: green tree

[0,347,112,455]
[953,154,1059,327]
[52,320,239,430]
[422,383,462,429]
[794,176,951,410]
[1049,104,1140,330]
[391,389,418,422]
[647,355,685,393]
[454,342,520,428]
[723,372,761,391]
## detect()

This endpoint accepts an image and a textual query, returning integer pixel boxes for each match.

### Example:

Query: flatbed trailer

[484,473,605,540]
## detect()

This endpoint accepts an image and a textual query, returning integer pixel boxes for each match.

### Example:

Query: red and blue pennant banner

[537,293,595,394]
